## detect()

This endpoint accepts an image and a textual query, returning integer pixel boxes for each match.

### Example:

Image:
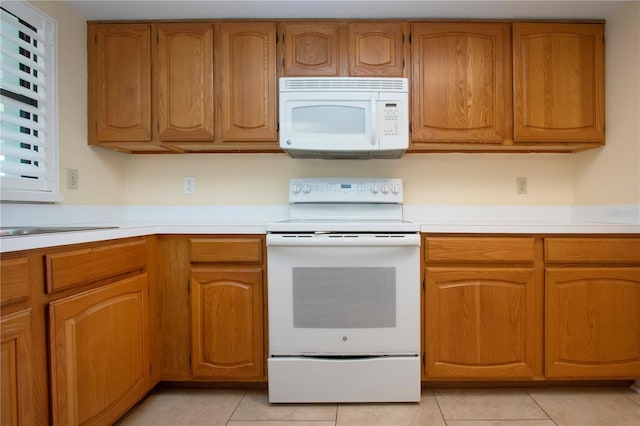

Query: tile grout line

[225,390,247,425]
[430,388,448,423]
[614,386,640,408]
[525,388,559,426]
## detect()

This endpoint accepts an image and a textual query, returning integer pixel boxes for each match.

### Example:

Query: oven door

[267,233,420,356]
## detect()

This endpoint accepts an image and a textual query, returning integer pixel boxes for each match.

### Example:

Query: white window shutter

[0,2,60,202]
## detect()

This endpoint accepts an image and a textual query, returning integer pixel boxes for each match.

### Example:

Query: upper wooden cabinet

[88,22,279,153]
[281,22,342,76]
[411,23,512,146]
[87,19,606,154]
[348,22,407,77]
[219,22,278,143]
[513,23,605,144]
[88,24,164,152]
[280,21,407,77]
[155,23,214,142]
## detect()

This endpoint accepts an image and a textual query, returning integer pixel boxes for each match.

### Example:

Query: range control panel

[289,178,403,204]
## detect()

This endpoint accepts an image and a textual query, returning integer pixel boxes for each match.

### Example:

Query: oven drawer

[268,356,420,403]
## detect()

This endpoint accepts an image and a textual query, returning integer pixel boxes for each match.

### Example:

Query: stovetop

[269,178,416,233]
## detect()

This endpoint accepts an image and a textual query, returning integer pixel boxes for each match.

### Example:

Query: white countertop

[1,204,638,253]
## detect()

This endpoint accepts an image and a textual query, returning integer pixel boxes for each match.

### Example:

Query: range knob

[370,184,379,194]
[292,184,302,194]
[391,184,400,194]
[302,184,312,194]
[381,184,390,194]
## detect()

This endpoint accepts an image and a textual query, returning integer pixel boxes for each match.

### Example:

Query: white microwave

[279,77,409,159]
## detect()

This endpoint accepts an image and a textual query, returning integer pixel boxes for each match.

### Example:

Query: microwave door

[280,95,376,151]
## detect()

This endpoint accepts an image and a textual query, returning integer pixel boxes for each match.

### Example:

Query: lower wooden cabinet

[190,267,264,380]
[545,267,640,378]
[544,237,640,378]
[49,274,150,426]
[425,267,539,379]
[1,309,34,426]
[423,236,541,380]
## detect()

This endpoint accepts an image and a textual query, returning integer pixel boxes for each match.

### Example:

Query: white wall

[28,1,638,208]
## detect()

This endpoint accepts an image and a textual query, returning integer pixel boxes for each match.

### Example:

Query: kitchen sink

[0,226,119,237]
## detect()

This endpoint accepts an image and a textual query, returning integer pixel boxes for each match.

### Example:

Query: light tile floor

[117,386,640,426]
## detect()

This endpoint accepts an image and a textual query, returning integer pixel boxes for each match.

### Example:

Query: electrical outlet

[183,176,195,194]
[67,169,78,190]
[516,177,527,195]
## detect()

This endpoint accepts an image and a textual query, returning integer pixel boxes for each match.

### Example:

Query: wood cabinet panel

[88,24,152,143]
[425,267,538,378]
[190,268,264,379]
[513,23,605,143]
[0,258,30,307]
[348,22,407,77]
[46,240,147,293]
[282,22,341,76]
[545,237,640,264]
[425,237,535,263]
[1,309,33,426]
[49,274,150,426]
[411,23,511,144]
[545,267,640,377]
[155,23,214,141]
[219,22,277,142]
[190,238,263,263]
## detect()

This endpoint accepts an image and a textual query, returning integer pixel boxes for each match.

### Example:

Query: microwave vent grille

[281,78,407,92]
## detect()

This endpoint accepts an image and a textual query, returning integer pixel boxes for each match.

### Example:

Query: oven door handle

[267,233,420,247]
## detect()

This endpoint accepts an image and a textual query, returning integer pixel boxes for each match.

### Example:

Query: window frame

[1,0,60,203]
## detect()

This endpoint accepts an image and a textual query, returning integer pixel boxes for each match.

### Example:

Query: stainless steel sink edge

[0,226,119,237]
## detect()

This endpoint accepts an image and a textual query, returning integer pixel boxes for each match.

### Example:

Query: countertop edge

[1,222,639,253]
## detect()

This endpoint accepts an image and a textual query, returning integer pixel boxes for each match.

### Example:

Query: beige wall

[32,1,637,207]
[29,1,126,205]
[573,1,640,205]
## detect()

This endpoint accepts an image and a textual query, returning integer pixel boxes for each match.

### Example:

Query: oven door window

[292,267,396,329]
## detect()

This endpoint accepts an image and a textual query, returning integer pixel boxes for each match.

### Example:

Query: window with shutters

[0,2,59,202]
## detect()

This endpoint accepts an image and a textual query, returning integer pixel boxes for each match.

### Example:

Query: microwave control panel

[382,103,400,137]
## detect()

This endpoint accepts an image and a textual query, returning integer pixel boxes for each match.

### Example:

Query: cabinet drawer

[545,238,640,264]
[425,237,536,262]
[0,257,30,307]
[190,238,263,263]
[46,240,147,293]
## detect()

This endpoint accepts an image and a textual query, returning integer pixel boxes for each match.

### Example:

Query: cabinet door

[155,23,214,141]
[49,275,150,426]
[513,23,605,143]
[1,310,33,426]
[545,267,640,378]
[88,24,151,143]
[425,267,538,378]
[348,22,407,77]
[190,268,263,380]
[219,23,277,142]
[282,22,341,76]
[412,23,511,144]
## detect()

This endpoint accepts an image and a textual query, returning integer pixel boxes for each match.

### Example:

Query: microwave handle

[370,96,377,146]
